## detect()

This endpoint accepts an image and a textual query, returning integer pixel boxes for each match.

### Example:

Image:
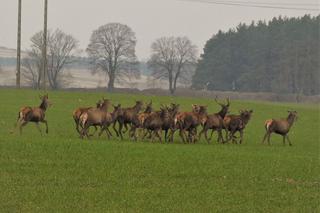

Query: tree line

[19,15,319,95]
[192,15,319,95]
[21,23,197,93]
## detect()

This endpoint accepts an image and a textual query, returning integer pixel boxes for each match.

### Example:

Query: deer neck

[133,106,141,113]
[39,101,47,111]
[218,107,228,119]
[287,115,296,128]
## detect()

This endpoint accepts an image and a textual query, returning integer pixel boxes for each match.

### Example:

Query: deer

[142,106,170,143]
[72,100,103,135]
[128,101,153,141]
[114,100,144,140]
[224,109,253,144]
[16,94,52,135]
[175,105,208,143]
[261,111,298,146]
[199,97,230,144]
[164,103,180,143]
[79,99,112,139]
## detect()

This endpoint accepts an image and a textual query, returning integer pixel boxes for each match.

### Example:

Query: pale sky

[0,0,318,59]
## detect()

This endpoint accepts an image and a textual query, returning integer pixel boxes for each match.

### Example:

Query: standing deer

[262,111,298,146]
[225,109,253,144]
[16,94,52,135]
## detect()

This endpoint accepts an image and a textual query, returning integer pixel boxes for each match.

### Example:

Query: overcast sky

[0,0,318,59]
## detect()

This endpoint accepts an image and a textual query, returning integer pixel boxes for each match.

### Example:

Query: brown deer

[199,97,230,143]
[164,103,180,143]
[114,101,144,140]
[128,101,153,141]
[175,105,208,143]
[16,94,52,135]
[261,111,298,146]
[142,106,170,143]
[79,99,112,139]
[224,109,253,144]
[72,100,103,135]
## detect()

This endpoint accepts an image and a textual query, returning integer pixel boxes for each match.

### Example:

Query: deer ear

[239,110,243,113]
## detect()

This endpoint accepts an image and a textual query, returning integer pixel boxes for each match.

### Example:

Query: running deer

[225,109,253,144]
[114,100,144,139]
[262,111,298,146]
[16,94,52,135]
[128,101,153,141]
[199,97,230,143]
[79,99,112,139]
[176,105,208,143]
[72,100,103,135]
[142,106,170,143]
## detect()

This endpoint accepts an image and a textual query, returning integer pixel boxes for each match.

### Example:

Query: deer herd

[15,94,298,146]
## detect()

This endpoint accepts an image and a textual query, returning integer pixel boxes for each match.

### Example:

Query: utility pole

[16,0,21,88]
[41,0,48,90]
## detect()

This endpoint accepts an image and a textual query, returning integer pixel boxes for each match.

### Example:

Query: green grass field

[0,88,319,212]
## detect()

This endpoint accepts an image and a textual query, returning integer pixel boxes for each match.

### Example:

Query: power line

[203,0,319,6]
[179,0,319,11]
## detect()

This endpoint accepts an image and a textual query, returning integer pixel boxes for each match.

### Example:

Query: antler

[226,97,230,106]
[214,96,223,106]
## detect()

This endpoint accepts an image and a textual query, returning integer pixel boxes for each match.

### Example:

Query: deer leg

[19,120,29,135]
[113,121,119,137]
[164,129,168,143]
[41,120,48,134]
[286,135,292,146]
[89,126,98,137]
[179,129,186,143]
[118,122,124,140]
[156,129,162,143]
[204,129,210,144]
[261,132,268,144]
[105,127,112,139]
[141,129,147,141]
[217,129,224,143]
[267,133,271,145]
[122,123,128,134]
[169,129,175,143]
[239,130,243,144]
[74,119,81,134]
[98,125,105,137]
[35,122,43,136]
[282,135,286,145]
[198,128,204,142]
[224,130,229,142]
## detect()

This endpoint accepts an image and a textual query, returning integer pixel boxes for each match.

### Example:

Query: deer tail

[80,112,88,128]
[265,119,273,131]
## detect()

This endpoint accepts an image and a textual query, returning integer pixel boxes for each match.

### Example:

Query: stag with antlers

[199,97,230,143]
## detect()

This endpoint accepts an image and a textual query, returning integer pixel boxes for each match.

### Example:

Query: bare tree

[22,29,78,89]
[86,23,138,91]
[148,36,197,94]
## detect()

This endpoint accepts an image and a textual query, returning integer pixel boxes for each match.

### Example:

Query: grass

[0,88,319,212]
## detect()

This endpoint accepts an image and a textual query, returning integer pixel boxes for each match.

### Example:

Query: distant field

[0,88,319,212]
